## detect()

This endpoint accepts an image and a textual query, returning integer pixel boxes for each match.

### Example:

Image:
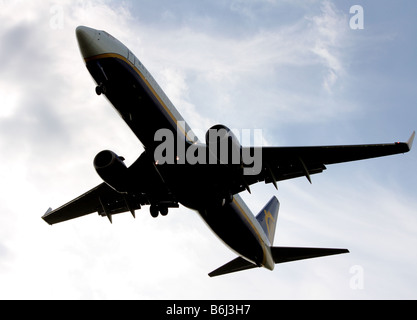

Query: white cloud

[307,1,348,92]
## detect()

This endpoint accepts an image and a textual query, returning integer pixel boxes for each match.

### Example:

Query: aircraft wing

[242,131,415,187]
[42,183,147,225]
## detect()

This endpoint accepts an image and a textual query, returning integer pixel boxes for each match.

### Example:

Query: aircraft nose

[76,26,99,59]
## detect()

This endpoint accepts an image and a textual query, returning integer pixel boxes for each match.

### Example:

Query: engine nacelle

[94,150,128,193]
[205,124,242,166]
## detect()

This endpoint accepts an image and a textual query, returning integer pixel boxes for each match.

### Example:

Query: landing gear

[159,206,168,216]
[95,82,107,95]
[224,193,233,205]
[150,205,159,218]
[218,193,234,207]
[149,205,169,218]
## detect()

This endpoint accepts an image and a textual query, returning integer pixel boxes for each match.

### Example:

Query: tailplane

[271,246,349,264]
[256,196,280,245]
[208,196,349,277]
[208,247,348,277]
[208,257,257,277]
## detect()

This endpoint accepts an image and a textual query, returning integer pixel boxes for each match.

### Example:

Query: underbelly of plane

[86,57,179,150]
[197,201,264,265]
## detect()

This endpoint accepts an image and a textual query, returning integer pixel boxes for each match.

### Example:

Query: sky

[0,0,416,300]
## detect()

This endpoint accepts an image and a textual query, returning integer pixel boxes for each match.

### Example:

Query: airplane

[42,26,415,277]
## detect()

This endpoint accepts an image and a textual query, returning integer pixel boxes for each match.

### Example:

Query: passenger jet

[43,26,414,277]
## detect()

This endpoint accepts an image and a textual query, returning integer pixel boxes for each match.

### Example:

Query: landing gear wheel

[150,205,159,218]
[160,207,169,216]
[95,83,107,95]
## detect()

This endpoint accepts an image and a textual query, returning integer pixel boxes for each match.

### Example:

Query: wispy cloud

[127,0,351,131]
[307,1,348,92]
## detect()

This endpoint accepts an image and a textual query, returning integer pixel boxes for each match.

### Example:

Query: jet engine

[205,124,242,166]
[94,150,128,193]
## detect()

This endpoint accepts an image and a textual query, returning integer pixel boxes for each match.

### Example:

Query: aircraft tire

[95,83,107,96]
[160,207,168,216]
[150,205,159,218]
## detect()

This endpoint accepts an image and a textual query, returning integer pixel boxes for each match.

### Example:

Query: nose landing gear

[95,82,107,95]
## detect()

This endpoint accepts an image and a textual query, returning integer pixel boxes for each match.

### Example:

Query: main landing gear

[150,205,169,218]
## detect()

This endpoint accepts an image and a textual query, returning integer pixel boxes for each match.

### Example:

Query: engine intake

[94,150,128,193]
[205,124,242,166]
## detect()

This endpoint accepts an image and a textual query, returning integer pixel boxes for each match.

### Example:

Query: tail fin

[256,196,280,245]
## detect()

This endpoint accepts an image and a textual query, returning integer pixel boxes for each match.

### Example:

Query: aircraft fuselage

[78,27,274,270]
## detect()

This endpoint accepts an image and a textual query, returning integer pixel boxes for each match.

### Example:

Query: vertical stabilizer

[256,196,280,245]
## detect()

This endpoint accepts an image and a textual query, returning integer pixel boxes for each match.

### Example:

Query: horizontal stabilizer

[209,256,257,277]
[271,246,349,264]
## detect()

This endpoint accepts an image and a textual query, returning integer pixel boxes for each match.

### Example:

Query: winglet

[407,131,415,151]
